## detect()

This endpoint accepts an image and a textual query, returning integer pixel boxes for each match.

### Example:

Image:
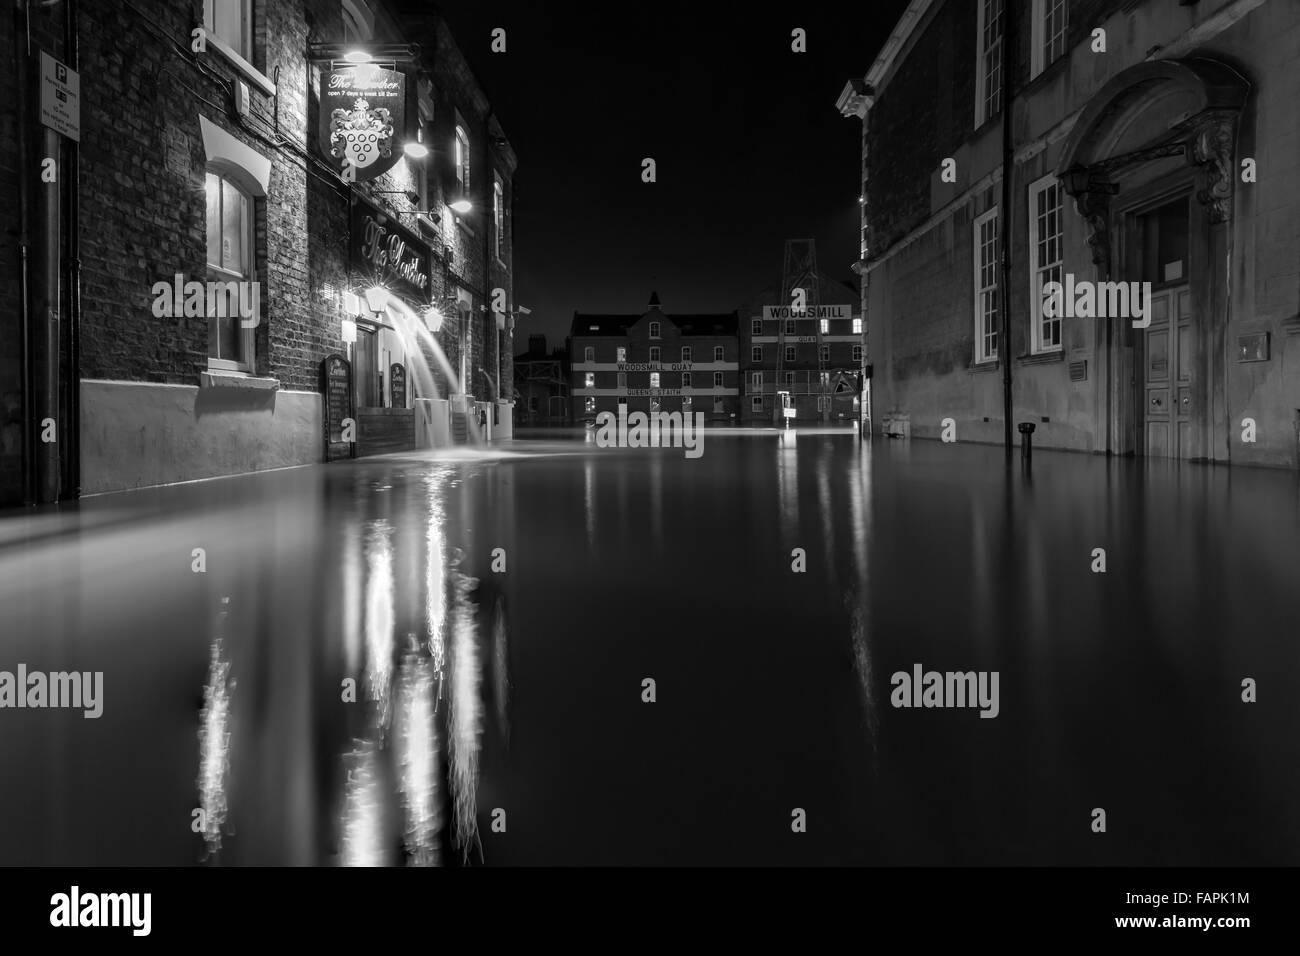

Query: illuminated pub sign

[350,197,432,305]
[319,63,407,182]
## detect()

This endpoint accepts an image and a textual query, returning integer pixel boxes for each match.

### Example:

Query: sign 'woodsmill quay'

[319,64,406,182]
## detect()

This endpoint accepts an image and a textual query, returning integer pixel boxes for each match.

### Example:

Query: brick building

[839,0,1300,466]
[0,0,516,504]
[737,273,864,426]
[569,293,740,426]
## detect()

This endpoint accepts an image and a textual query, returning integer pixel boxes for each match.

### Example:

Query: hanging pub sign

[319,63,406,182]
[390,363,407,408]
[350,196,432,305]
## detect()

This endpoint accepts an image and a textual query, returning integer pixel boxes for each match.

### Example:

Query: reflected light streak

[364,520,396,729]
[396,651,442,866]
[197,634,233,859]
[846,449,879,758]
[449,570,483,862]
[424,476,448,677]
[342,515,362,675]
[492,594,510,746]
[340,740,389,867]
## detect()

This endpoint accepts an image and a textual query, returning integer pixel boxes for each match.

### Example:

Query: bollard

[1017,422,1035,462]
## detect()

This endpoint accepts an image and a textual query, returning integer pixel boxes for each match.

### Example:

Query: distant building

[839,0,1300,466]
[737,274,864,426]
[514,334,570,426]
[569,293,740,425]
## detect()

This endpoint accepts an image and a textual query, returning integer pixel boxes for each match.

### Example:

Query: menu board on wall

[390,362,407,408]
[321,354,354,460]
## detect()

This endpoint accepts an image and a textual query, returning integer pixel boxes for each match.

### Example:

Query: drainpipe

[998,0,1016,456]
[14,0,34,504]
[64,0,81,499]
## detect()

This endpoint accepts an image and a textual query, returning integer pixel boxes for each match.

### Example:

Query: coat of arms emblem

[329,98,393,170]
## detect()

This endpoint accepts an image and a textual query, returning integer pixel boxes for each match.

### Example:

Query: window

[852,318,863,334]
[751,319,762,335]
[681,346,692,362]
[616,346,626,361]
[1029,175,1064,352]
[973,208,1000,362]
[682,372,692,388]
[852,345,863,362]
[712,372,723,388]
[682,396,692,407]
[784,346,795,362]
[819,319,829,334]
[585,397,596,414]
[617,372,627,387]
[713,397,724,413]
[204,0,252,60]
[584,346,594,362]
[1031,0,1068,79]
[413,97,434,225]
[584,372,595,388]
[751,396,763,411]
[713,346,724,361]
[454,125,470,191]
[820,371,830,386]
[784,319,796,335]
[649,321,661,338]
[975,0,1004,127]
[650,372,660,388]
[650,346,661,362]
[785,371,795,386]
[751,371,762,388]
[205,171,256,370]
[820,345,830,362]
[751,346,762,362]
[493,174,506,261]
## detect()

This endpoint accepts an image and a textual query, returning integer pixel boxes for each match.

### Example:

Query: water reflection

[196,609,233,861]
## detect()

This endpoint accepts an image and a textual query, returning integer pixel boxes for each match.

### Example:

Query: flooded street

[1,432,1297,866]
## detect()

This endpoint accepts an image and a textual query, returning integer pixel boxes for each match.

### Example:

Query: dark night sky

[435,1,912,348]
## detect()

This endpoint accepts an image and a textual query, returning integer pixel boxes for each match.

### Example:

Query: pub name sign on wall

[350,196,433,306]
[319,62,407,182]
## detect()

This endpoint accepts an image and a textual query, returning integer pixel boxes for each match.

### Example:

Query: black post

[999,0,1016,456]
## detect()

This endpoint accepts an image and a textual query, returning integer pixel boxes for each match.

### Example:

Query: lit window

[205,171,255,370]
[616,346,626,361]
[751,346,762,362]
[493,174,505,261]
[682,396,692,406]
[852,318,863,334]
[584,346,594,362]
[820,319,829,334]
[681,346,692,362]
[1031,0,1068,80]
[650,346,661,362]
[584,372,595,388]
[649,321,661,338]
[973,208,999,362]
[1029,175,1064,353]
[204,0,252,60]
[650,372,660,388]
[585,397,596,413]
[976,0,1004,127]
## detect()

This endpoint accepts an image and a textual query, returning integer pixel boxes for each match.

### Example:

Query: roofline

[839,0,937,117]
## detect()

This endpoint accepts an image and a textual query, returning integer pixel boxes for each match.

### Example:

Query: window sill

[201,370,280,391]
[1017,349,1064,367]
[200,29,276,97]
[968,359,1000,373]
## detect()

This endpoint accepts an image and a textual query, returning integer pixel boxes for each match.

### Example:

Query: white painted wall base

[80,379,322,494]
[495,400,514,440]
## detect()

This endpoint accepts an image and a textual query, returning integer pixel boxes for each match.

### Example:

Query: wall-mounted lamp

[404,126,428,159]
[364,285,389,315]
[449,197,472,215]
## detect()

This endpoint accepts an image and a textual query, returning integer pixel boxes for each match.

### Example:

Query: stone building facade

[839,0,1300,466]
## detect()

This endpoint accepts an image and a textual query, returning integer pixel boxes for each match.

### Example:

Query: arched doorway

[1057,58,1249,460]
